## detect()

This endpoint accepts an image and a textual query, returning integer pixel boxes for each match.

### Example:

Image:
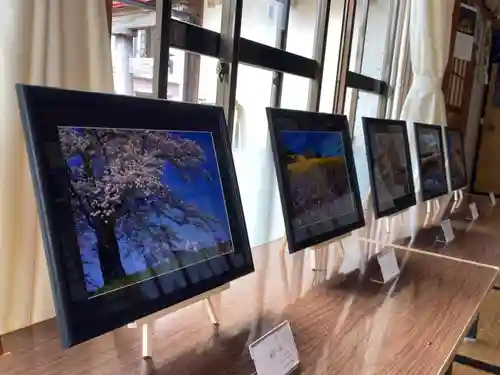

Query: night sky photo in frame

[415,123,448,201]
[59,127,233,297]
[362,118,416,219]
[447,129,467,191]
[282,130,355,232]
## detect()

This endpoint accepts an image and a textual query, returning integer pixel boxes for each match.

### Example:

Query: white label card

[490,192,497,206]
[377,248,400,283]
[441,219,455,243]
[249,321,299,375]
[469,202,479,220]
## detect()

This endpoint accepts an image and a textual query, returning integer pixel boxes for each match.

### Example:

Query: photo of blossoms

[58,127,233,297]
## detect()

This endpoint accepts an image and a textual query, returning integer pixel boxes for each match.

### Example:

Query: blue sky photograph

[282,130,344,158]
[59,127,232,296]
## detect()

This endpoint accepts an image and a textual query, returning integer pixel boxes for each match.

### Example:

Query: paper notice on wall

[454,32,474,61]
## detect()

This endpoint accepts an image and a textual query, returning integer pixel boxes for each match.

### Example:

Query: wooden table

[399,194,500,268]
[0,239,495,375]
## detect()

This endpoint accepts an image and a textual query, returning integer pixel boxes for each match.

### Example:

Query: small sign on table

[377,248,400,283]
[249,321,299,375]
[490,192,497,207]
[469,202,479,221]
[440,219,455,244]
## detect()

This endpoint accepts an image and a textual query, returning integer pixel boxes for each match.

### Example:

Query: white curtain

[397,0,455,238]
[0,0,113,335]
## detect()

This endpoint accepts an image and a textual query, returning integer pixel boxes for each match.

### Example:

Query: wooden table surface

[401,194,500,268]
[0,238,496,375]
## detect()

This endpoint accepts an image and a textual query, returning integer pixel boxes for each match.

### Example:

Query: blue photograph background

[59,128,232,297]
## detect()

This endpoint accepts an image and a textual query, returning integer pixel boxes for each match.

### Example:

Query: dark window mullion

[307,0,332,112]
[152,0,172,99]
[270,0,292,108]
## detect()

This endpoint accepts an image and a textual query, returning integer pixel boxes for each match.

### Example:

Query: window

[233,65,280,246]
[319,0,347,112]
[110,0,406,247]
[287,0,320,58]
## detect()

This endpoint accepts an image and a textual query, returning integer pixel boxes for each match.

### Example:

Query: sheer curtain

[0,0,113,335]
[397,0,455,238]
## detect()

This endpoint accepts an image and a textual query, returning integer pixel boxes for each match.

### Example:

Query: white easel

[423,198,441,228]
[449,189,465,214]
[128,284,229,375]
[280,233,350,272]
[373,212,406,254]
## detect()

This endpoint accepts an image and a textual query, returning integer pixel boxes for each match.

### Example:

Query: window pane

[281,74,311,111]
[169,48,219,103]
[345,89,381,204]
[349,0,368,72]
[241,0,284,47]
[319,0,346,112]
[360,0,395,79]
[241,0,320,58]
[233,65,284,247]
[287,0,319,58]
[199,0,223,32]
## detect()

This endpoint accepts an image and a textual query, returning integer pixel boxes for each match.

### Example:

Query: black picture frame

[362,117,416,219]
[16,84,254,348]
[446,128,467,191]
[414,123,449,201]
[266,107,365,254]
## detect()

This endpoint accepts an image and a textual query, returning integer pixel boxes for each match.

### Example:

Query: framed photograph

[414,123,448,201]
[446,129,467,191]
[16,85,254,348]
[266,107,365,253]
[362,117,416,219]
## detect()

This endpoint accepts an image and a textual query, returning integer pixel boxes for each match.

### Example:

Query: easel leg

[140,323,155,375]
[205,297,220,326]
[424,201,432,228]
[431,199,441,223]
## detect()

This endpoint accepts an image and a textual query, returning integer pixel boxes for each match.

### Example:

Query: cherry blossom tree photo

[58,127,233,296]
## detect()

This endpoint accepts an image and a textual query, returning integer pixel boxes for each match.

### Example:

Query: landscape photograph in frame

[414,123,448,201]
[446,129,467,191]
[266,108,365,253]
[362,117,416,219]
[16,85,254,348]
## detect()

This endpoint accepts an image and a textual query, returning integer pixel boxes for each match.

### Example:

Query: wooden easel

[129,284,229,375]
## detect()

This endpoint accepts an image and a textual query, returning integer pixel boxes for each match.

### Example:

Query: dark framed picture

[414,123,448,201]
[362,117,416,219]
[266,107,365,253]
[446,129,467,191]
[16,85,254,348]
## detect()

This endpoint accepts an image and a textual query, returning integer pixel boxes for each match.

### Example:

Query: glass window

[349,0,368,72]
[287,0,319,58]
[241,0,284,47]
[233,65,281,247]
[241,0,320,58]
[319,0,347,112]
[169,48,219,103]
[359,0,395,79]
[345,89,381,204]
[281,74,311,111]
